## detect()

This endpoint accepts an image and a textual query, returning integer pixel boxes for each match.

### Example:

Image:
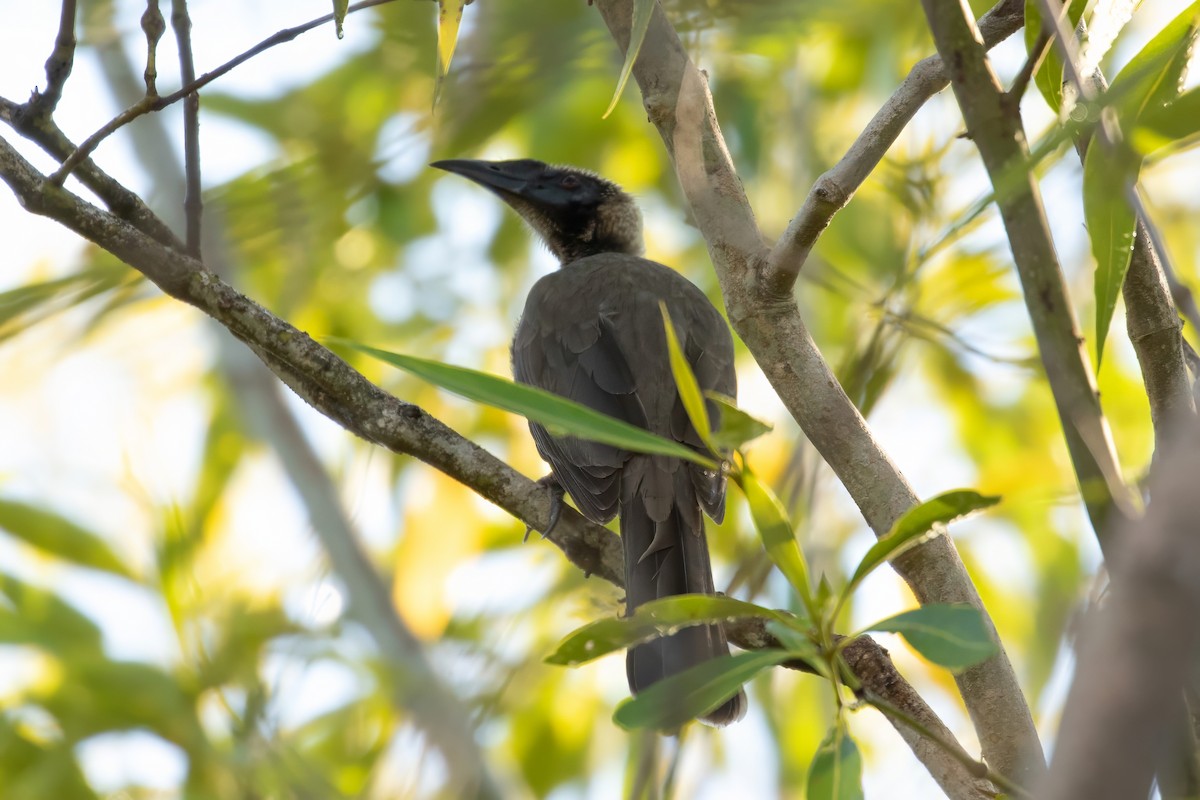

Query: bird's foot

[524,474,565,542]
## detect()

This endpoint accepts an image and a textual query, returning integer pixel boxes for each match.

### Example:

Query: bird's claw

[524,474,565,542]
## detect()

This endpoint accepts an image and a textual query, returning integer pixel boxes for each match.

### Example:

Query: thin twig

[141,0,166,96]
[1008,28,1052,103]
[27,0,78,117]
[170,0,202,256]
[763,0,1023,295]
[48,0,398,184]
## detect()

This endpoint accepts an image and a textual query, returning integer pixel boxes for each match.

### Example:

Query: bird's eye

[560,175,580,190]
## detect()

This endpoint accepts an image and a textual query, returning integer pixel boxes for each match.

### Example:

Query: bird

[431,157,746,727]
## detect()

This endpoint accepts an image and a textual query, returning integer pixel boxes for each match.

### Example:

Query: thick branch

[594,0,1043,785]
[1041,415,1200,799]
[920,0,1128,555]
[764,0,1024,294]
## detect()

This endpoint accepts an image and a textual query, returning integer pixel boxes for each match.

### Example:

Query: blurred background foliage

[0,0,1196,797]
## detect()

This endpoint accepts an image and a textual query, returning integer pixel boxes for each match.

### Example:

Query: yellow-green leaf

[332,0,349,38]
[866,604,998,672]
[808,724,864,800]
[735,467,814,613]
[659,303,715,453]
[337,340,718,468]
[612,649,789,730]
[1024,0,1089,112]
[603,0,655,119]
[0,499,136,580]
[1083,143,1137,368]
[706,392,773,450]
[546,594,787,666]
[841,490,998,606]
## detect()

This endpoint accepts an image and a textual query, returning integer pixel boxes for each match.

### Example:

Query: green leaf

[842,490,999,605]
[706,392,773,450]
[612,649,789,730]
[0,573,104,655]
[546,594,786,666]
[866,604,998,672]
[735,467,815,613]
[603,0,655,119]
[338,340,718,469]
[1135,87,1200,151]
[1109,2,1199,128]
[659,303,715,453]
[807,724,864,800]
[1024,0,1089,112]
[0,499,135,580]
[764,619,823,675]
[0,266,128,343]
[332,0,349,38]
[1083,142,1137,368]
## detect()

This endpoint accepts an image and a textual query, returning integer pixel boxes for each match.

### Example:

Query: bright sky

[0,1,1195,797]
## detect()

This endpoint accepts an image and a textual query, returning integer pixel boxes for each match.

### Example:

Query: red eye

[560,175,580,189]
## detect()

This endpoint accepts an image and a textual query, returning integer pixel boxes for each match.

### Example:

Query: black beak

[430,159,535,197]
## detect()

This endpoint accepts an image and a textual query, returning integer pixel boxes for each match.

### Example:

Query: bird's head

[431,158,644,264]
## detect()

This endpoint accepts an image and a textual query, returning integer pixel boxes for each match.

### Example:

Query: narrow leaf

[546,594,786,666]
[339,340,718,469]
[1083,142,1137,368]
[0,499,135,579]
[1135,87,1200,150]
[436,0,466,78]
[603,0,655,119]
[706,392,773,450]
[1024,0,1089,112]
[659,303,715,452]
[612,649,790,730]
[807,725,865,800]
[332,0,349,38]
[764,619,823,674]
[735,467,814,612]
[843,490,998,602]
[433,1,469,107]
[1109,1,1199,127]
[866,604,998,672]
[0,573,104,655]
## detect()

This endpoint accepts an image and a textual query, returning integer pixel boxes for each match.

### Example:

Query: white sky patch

[75,730,188,794]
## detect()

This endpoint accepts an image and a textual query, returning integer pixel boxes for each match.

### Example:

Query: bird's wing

[513,279,646,524]
[512,257,735,524]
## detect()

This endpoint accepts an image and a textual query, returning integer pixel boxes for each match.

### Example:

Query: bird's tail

[620,455,746,727]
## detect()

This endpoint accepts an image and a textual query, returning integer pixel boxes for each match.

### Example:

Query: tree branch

[49,0,399,184]
[1041,414,1200,799]
[920,0,1130,557]
[763,0,1024,295]
[170,0,202,256]
[593,0,1043,785]
[25,0,78,119]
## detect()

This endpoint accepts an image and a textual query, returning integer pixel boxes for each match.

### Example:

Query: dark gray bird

[431,158,745,727]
